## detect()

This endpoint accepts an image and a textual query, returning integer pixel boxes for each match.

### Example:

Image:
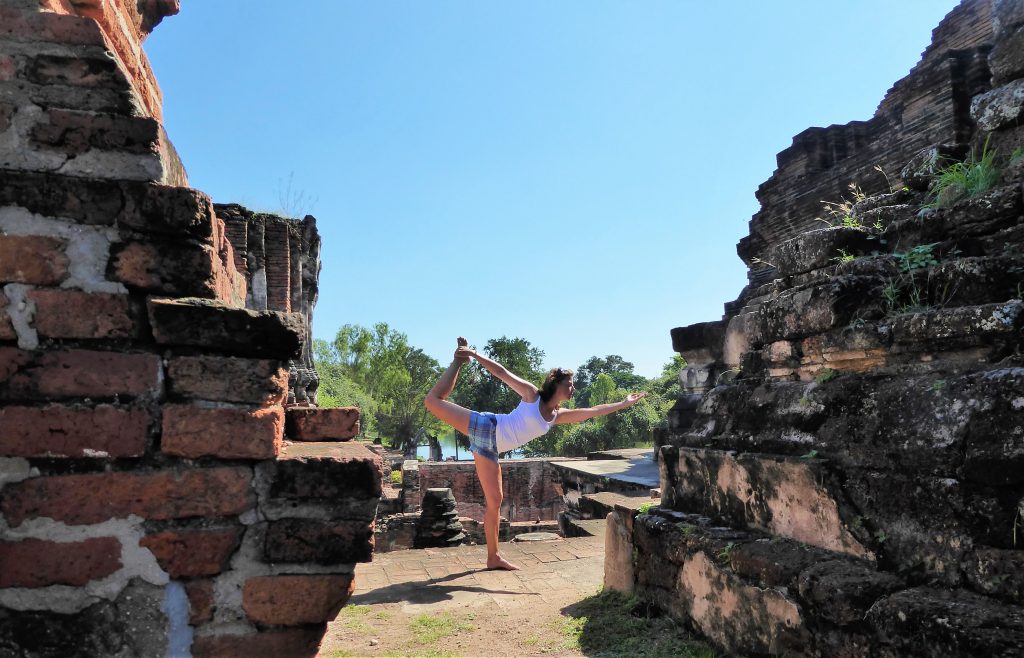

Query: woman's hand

[455,336,474,363]
[620,392,648,408]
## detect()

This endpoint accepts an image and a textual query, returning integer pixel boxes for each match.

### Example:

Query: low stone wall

[401,458,569,522]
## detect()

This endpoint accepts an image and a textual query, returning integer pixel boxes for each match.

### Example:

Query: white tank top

[495,399,554,453]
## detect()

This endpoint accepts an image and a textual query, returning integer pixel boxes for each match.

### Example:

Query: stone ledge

[285,406,359,441]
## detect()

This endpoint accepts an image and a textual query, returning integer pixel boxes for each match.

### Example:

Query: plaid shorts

[467,411,499,463]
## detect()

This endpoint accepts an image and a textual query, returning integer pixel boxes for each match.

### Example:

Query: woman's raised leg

[473,453,519,570]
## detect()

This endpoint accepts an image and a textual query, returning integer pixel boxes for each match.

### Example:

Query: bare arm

[458,346,539,402]
[553,392,647,425]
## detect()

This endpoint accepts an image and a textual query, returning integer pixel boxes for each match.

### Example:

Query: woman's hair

[538,367,574,403]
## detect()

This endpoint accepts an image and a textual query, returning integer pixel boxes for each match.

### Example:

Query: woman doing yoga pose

[423,337,647,570]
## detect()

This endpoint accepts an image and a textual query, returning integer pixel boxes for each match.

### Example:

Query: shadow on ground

[350,569,537,606]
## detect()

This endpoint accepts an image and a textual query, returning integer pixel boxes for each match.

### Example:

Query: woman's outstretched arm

[552,392,647,425]
[458,345,539,403]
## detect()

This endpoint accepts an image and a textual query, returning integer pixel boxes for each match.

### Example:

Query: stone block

[285,406,359,441]
[994,0,1024,36]
[971,78,1024,132]
[796,560,904,625]
[139,527,242,578]
[268,442,383,503]
[147,297,303,359]
[729,538,832,588]
[185,580,215,625]
[888,301,1023,346]
[991,23,1024,85]
[24,54,121,88]
[867,587,1024,656]
[28,289,136,339]
[119,183,215,238]
[263,518,374,564]
[0,537,121,587]
[242,575,354,626]
[764,227,877,277]
[0,403,149,458]
[757,276,878,344]
[603,509,635,594]
[0,235,69,285]
[161,404,283,460]
[0,467,254,528]
[0,348,161,400]
[191,627,325,658]
[167,355,287,404]
[963,547,1024,603]
[0,170,122,226]
[109,240,222,298]
[30,108,159,156]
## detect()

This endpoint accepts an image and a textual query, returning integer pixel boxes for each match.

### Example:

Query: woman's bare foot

[455,336,471,363]
[486,554,520,571]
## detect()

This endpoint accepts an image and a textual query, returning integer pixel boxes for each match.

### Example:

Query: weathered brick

[0,404,149,458]
[0,102,14,133]
[185,579,215,625]
[24,54,121,88]
[147,297,303,359]
[0,348,160,400]
[139,527,241,578]
[243,575,353,626]
[270,442,383,502]
[161,405,283,459]
[0,170,123,226]
[166,355,287,405]
[0,235,69,285]
[286,407,360,441]
[109,240,220,298]
[0,55,16,82]
[0,467,254,528]
[0,9,106,47]
[30,109,159,156]
[29,289,136,339]
[0,537,121,587]
[264,518,374,564]
[0,293,15,341]
[191,627,325,658]
[119,184,215,238]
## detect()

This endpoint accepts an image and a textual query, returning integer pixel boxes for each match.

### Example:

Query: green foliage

[588,373,618,407]
[452,336,545,418]
[800,449,819,460]
[815,181,867,229]
[831,248,856,266]
[575,354,646,406]
[931,379,947,392]
[408,612,474,644]
[637,502,656,515]
[814,368,837,384]
[895,243,939,272]
[561,590,715,658]
[716,542,735,563]
[389,469,402,485]
[927,138,999,208]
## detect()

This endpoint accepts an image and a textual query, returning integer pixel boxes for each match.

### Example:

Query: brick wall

[409,459,567,522]
[0,2,376,656]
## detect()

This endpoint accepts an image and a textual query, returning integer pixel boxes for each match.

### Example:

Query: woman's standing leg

[473,453,519,570]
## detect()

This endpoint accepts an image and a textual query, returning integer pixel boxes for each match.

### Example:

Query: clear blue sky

[146,1,960,378]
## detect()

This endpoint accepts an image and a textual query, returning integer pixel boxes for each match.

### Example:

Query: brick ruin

[0,1,378,656]
[606,1,1024,655]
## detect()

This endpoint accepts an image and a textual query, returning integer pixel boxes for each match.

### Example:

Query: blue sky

[146,1,960,378]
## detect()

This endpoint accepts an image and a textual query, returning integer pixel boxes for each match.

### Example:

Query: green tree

[313,338,377,433]
[574,355,646,406]
[452,336,545,416]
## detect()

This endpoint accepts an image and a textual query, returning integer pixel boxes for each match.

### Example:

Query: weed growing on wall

[927,138,999,208]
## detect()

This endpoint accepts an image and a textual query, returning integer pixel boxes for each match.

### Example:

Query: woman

[424,337,647,570]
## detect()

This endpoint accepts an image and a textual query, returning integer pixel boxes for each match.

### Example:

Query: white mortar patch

[3,283,38,349]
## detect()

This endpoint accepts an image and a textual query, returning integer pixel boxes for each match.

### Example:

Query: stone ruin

[0,1,377,656]
[605,1,1024,655]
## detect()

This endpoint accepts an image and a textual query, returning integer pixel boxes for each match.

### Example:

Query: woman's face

[557,376,575,400]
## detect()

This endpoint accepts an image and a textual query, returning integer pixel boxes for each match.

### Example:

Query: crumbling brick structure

[0,1,378,656]
[611,1,1024,655]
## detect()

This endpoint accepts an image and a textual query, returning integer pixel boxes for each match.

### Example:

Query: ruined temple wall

[737,0,993,290]
[0,2,375,655]
[405,459,566,523]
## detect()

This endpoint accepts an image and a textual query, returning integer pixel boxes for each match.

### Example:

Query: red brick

[286,406,360,441]
[119,184,215,238]
[0,404,148,458]
[0,293,15,341]
[0,171,123,227]
[0,55,16,82]
[29,289,135,339]
[264,518,373,564]
[185,579,215,625]
[0,9,106,46]
[242,574,354,626]
[191,627,324,658]
[139,527,241,578]
[0,235,69,285]
[0,348,160,400]
[167,356,287,405]
[161,405,283,459]
[24,54,121,88]
[0,467,254,528]
[30,109,159,156]
[109,240,220,298]
[0,537,121,587]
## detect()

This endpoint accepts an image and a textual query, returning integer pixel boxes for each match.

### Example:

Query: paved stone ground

[321,533,607,656]
[350,533,605,613]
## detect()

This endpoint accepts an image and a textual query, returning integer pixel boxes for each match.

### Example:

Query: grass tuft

[408,612,474,645]
[928,138,999,208]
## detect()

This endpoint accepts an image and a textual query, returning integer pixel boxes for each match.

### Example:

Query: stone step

[632,508,1024,656]
[579,490,653,519]
[563,518,606,538]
